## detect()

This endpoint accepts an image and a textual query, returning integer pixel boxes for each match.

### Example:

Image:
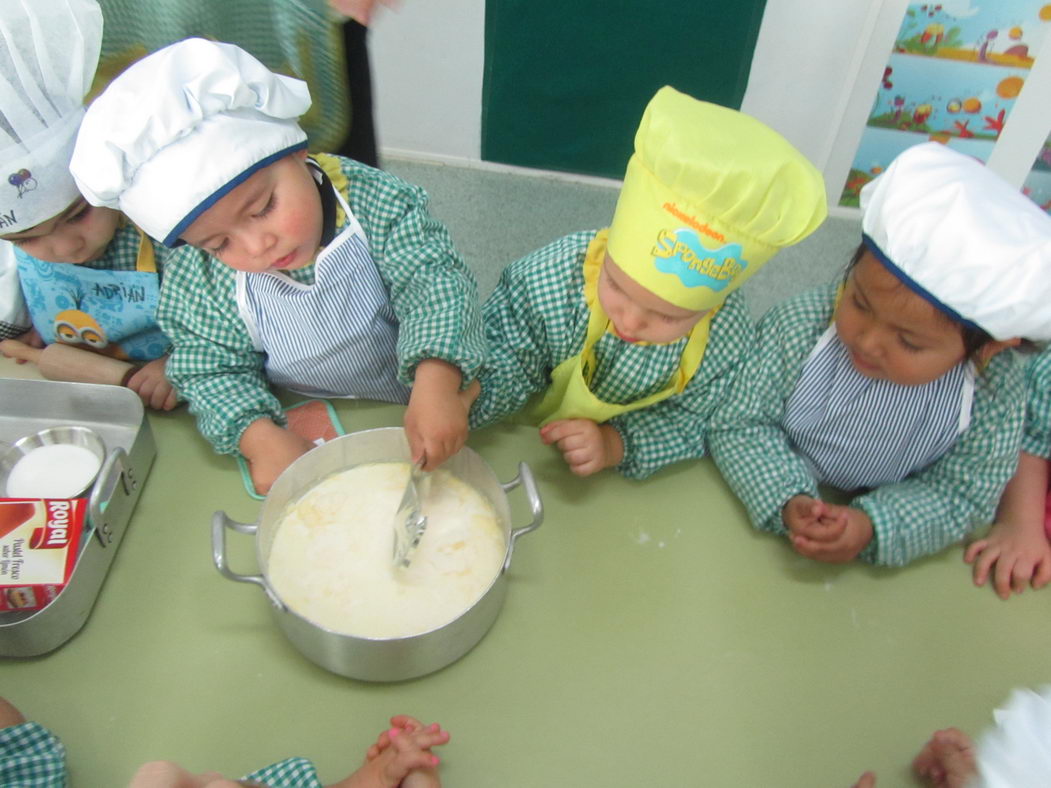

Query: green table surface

[2,360,1050,787]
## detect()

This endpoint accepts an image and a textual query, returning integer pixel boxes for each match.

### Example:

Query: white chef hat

[975,686,1051,787]
[0,0,103,235]
[860,142,1051,341]
[70,37,311,246]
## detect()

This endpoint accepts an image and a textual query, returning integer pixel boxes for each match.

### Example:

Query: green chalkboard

[482,0,768,179]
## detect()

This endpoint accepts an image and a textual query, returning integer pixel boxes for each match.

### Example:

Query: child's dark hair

[844,242,994,360]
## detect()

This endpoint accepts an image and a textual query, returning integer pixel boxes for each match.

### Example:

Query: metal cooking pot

[212,427,543,681]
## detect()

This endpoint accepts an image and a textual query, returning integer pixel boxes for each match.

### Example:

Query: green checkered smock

[242,756,323,787]
[37,219,182,276]
[157,155,486,455]
[1022,346,1051,459]
[96,0,349,152]
[16,217,201,283]
[708,282,1026,567]
[470,230,754,479]
[0,723,66,787]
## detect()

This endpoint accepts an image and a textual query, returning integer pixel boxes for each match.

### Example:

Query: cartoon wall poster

[839,1,1051,207]
[1022,132,1051,213]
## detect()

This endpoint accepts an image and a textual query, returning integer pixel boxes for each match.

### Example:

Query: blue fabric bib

[15,233,166,362]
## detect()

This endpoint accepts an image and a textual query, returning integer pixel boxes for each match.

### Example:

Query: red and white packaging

[0,498,87,612]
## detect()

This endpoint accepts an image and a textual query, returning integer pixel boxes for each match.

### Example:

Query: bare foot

[912,728,977,787]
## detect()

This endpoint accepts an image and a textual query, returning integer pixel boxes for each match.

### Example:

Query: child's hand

[405,360,470,470]
[538,419,624,476]
[126,356,179,411]
[785,497,873,563]
[334,714,449,788]
[911,727,976,787]
[964,519,1051,600]
[239,419,314,496]
[11,328,43,360]
[782,495,824,533]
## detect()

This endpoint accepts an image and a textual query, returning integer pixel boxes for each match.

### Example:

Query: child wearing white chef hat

[70,38,487,495]
[0,0,189,411]
[468,86,827,477]
[709,142,1051,567]
[855,685,1051,787]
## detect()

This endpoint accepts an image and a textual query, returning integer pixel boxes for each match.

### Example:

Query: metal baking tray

[0,379,155,656]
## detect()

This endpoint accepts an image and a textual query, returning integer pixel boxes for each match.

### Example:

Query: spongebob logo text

[651,228,747,291]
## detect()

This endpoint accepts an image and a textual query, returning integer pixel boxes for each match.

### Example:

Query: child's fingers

[389,714,425,732]
[963,539,989,565]
[562,448,602,477]
[792,517,845,543]
[162,386,179,411]
[383,748,441,782]
[538,420,581,445]
[968,544,999,588]
[388,720,450,750]
[1004,555,1038,597]
[1032,556,1051,590]
[992,557,1018,599]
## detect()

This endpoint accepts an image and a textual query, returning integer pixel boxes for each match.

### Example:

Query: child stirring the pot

[469,86,827,477]
[708,142,1051,567]
[70,38,487,494]
[0,0,185,410]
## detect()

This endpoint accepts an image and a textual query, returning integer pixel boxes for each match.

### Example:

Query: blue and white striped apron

[782,325,974,490]
[235,184,410,403]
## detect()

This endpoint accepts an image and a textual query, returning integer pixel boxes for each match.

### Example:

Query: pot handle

[212,511,287,611]
[500,462,544,572]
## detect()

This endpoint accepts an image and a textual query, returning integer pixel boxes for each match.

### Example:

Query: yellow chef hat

[607,87,827,311]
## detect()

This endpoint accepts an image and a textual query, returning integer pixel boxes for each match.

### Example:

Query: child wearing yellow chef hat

[469,86,827,477]
[709,142,1051,567]
[69,38,487,495]
[0,0,188,411]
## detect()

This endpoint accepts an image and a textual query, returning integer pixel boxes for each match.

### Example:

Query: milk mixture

[267,462,506,639]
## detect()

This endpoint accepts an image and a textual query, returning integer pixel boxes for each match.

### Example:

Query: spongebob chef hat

[860,142,1051,341]
[70,37,310,246]
[606,86,827,312]
[0,0,103,235]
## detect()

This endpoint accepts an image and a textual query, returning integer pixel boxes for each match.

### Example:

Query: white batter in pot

[267,462,506,639]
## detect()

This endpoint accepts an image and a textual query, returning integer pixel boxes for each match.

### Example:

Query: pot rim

[255,428,518,643]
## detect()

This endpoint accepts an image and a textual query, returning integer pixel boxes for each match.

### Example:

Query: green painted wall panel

[482,0,768,178]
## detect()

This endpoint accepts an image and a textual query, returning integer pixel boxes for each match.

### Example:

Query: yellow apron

[133,225,157,273]
[521,230,717,426]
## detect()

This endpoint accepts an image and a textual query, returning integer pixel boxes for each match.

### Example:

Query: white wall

[367,0,887,181]
[369,0,1049,198]
[741,0,910,213]
[369,0,485,163]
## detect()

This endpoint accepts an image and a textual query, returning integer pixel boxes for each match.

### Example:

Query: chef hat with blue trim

[70,37,310,246]
[0,0,103,235]
[607,86,828,312]
[860,142,1051,341]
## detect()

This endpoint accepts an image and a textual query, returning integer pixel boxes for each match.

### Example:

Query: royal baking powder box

[0,498,87,612]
